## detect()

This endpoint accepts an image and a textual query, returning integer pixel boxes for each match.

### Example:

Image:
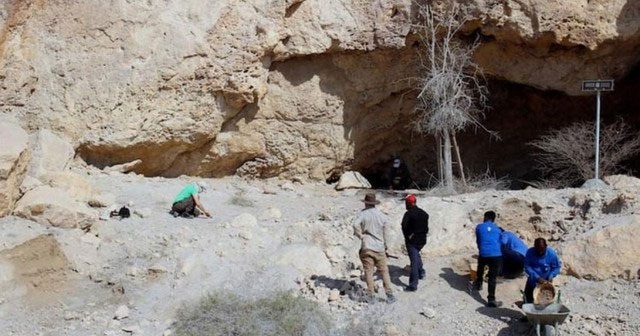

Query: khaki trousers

[359,249,393,294]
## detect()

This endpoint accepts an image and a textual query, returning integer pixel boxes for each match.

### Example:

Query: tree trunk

[442,129,454,190]
[452,132,466,186]
[436,135,443,183]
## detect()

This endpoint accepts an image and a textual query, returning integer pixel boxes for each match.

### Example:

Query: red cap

[405,194,416,205]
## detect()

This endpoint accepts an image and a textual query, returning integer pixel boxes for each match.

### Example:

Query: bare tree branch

[529,119,640,187]
[410,2,494,190]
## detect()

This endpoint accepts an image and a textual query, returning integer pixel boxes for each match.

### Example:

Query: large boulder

[42,171,94,201]
[23,129,75,182]
[604,175,640,191]
[2,1,640,180]
[0,122,30,216]
[269,244,332,276]
[561,215,640,280]
[383,198,475,256]
[13,186,96,229]
[335,171,371,191]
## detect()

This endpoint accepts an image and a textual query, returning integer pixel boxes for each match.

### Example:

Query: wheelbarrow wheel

[533,324,557,336]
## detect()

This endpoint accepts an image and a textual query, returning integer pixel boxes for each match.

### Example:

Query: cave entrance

[345,69,640,191]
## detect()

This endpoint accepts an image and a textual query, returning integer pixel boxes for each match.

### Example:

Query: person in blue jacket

[473,211,502,307]
[524,238,562,303]
[499,229,528,278]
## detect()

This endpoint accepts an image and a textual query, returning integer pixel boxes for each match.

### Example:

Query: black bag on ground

[118,206,131,219]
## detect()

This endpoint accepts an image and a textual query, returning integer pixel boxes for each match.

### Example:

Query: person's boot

[404,286,417,292]
[486,300,502,308]
[386,293,397,304]
[468,281,481,294]
[360,292,375,304]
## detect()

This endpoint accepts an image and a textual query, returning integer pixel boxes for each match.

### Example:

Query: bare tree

[411,3,491,191]
[529,119,640,187]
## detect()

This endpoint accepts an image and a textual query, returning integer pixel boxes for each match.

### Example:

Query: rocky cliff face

[1,0,639,180]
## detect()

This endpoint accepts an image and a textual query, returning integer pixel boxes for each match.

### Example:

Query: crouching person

[524,238,561,303]
[500,228,528,278]
[171,181,212,218]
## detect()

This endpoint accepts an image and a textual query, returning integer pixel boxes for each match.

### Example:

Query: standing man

[353,192,396,304]
[170,181,212,218]
[524,238,562,303]
[473,211,503,307]
[401,194,429,292]
[500,229,528,278]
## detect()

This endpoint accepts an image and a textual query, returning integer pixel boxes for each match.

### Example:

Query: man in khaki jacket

[353,192,396,303]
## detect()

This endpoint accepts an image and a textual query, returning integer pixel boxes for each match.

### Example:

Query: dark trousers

[501,250,525,278]
[407,244,425,289]
[475,256,502,302]
[171,196,198,217]
[524,281,536,303]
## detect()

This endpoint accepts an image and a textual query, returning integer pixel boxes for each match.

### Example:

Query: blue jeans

[407,244,425,289]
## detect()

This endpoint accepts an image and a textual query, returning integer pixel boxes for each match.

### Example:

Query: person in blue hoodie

[499,229,528,278]
[524,238,562,303]
[473,211,503,307]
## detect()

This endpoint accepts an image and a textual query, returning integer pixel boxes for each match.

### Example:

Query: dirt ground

[0,172,638,335]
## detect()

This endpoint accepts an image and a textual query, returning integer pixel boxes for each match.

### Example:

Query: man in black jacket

[401,194,429,291]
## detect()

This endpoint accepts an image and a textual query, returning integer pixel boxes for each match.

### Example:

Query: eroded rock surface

[0,122,30,216]
[1,1,639,179]
[561,215,640,280]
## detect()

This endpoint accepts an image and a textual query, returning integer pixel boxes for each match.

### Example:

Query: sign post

[581,79,614,180]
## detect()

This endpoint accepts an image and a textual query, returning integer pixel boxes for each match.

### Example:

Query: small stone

[280,182,295,191]
[134,208,152,218]
[421,307,436,319]
[64,311,80,321]
[262,186,278,195]
[114,305,129,320]
[108,319,121,328]
[163,330,173,336]
[126,267,139,277]
[329,289,340,302]
[148,265,168,275]
[112,284,125,295]
[261,207,282,220]
[239,230,253,240]
[122,325,142,334]
[88,193,116,208]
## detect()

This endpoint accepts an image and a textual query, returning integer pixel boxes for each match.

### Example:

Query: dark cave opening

[353,64,640,190]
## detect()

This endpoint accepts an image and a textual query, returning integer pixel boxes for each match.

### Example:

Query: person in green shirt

[170,182,212,218]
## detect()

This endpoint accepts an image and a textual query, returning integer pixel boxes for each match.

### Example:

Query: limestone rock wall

[1,0,639,180]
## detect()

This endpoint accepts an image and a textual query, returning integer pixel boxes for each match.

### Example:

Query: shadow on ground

[439,267,486,305]
[388,264,408,287]
[476,306,532,335]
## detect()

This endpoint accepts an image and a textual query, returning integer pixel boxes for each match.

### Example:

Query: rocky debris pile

[0,123,127,229]
[297,273,371,314]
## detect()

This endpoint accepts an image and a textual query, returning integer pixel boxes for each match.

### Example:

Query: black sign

[582,80,614,91]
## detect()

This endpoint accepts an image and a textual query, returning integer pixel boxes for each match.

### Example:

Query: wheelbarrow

[522,303,570,336]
